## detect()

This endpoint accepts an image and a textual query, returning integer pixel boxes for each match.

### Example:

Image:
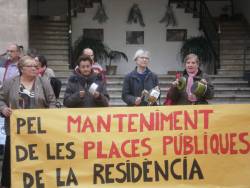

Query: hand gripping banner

[11,104,250,188]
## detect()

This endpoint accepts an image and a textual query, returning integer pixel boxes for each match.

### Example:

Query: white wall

[72,0,201,74]
[0,0,28,54]
[234,0,250,23]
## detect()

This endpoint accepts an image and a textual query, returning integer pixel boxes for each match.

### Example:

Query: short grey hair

[184,53,200,64]
[133,49,150,61]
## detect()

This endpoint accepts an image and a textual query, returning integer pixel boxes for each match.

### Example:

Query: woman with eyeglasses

[122,49,160,106]
[0,55,56,188]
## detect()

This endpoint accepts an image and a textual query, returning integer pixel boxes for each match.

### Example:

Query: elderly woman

[63,55,109,107]
[0,55,56,187]
[164,53,214,105]
[122,49,160,106]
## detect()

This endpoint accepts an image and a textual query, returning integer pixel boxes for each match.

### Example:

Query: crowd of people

[0,43,214,187]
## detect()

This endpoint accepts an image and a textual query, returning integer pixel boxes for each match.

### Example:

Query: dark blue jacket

[122,67,159,106]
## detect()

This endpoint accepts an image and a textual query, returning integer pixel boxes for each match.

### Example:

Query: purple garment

[4,60,19,81]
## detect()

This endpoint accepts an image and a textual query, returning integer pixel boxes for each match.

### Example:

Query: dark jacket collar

[130,67,152,78]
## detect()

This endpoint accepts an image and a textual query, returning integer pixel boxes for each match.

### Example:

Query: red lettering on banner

[141,138,152,156]
[162,136,173,155]
[198,109,213,129]
[81,117,94,133]
[239,132,250,154]
[113,114,127,132]
[83,141,95,159]
[128,114,139,132]
[140,113,155,132]
[97,141,108,158]
[173,111,182,130]
[184,110,198,130]
[183,136,193,155]
[97,115,111,132]
[67,115,81,133]
[83,138,152,159]
[229,133,238,154]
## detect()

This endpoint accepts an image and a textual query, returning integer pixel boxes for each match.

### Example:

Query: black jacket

[122,67,159,106]
[63,73,109,107]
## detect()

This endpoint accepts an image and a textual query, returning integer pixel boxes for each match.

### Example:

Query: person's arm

[122,75,138,106]
[63,80,83,107]
[47,68,55,78]
[40,77,56,108]
[201,74,214,99]
[93,83,109,107]
[0,79,12,116]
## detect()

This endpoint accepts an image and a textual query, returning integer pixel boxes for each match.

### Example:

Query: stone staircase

[218,20,250,76]
[29,16,71,78]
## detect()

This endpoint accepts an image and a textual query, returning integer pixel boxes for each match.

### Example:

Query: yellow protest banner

[11,104,250,188]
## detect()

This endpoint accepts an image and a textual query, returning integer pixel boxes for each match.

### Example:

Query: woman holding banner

[0,55,56,187]
[63,55,109,107]
[164,53,214,105]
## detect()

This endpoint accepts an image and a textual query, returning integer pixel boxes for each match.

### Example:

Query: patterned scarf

[186,70,198,102]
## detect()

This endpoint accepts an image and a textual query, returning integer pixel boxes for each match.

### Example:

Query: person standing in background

[1,44,21,82]
[122,49,160,106]
[164,53,214,105]
[64,55,109,107]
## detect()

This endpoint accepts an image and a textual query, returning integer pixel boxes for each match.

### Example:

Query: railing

[242,17,250,83]
[172,0,220,74]
[67,0,73,68]
[199,0,220,74]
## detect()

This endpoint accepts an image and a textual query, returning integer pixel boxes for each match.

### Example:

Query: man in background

[1,44,21,82]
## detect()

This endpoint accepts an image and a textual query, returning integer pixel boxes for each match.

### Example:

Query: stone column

[0,0,28,54]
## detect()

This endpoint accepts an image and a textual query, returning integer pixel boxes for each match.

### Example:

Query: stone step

[220,64,250,70]
[40,54,68,60]
[30,21,68,27]
[30,35,69,40]
[220,44,250,50]
[30,38,69,45]
[47,60,69,66]
[220,35,248,40]
[30,45,69,50]
[34,49,68,55]
[221,28,249,33]
[50,65,70,72]
[221,23,245,28]
[30,26,68,32]
[30,30,68,36]
[54,71,73,77]
[30,40,68,45]
[221,49,245,55]
[217,69,245,75]
[221,33,249,38]
[221,54,250,60]
[30,32,68,38]
[220,39,250,44]
[220,59,250,65]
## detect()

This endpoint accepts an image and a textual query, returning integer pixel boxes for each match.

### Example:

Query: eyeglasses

[7,50,17,53]
[23,65,39,69]
[138,57,149,60]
